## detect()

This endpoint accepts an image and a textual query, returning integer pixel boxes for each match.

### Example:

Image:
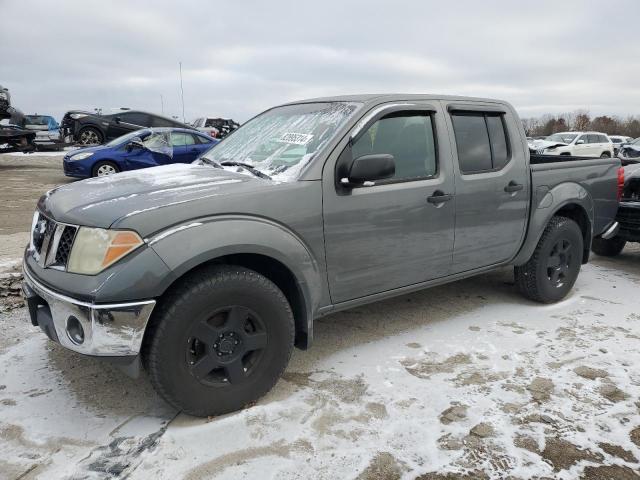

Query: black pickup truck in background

[592,163,640,256]
[60,109,193,145]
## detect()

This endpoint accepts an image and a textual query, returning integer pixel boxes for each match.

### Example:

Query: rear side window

[351,112,437,181]
[486,116,509,170]
[195,134,213,144]
[120,112,149,126]
[451,113,510,173]
[152,116,175,127]
[170,132,196,146]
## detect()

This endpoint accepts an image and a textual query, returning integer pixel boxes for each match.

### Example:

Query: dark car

[591,163,640,257]
[63,127,218,178]
[60,110,193,146]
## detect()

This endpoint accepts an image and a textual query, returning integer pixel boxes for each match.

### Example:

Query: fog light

[66,316,85,345]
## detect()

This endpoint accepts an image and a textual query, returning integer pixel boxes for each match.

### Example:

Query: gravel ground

[1,257,640,479]
[1,153,640,479]
[0,152,74,237]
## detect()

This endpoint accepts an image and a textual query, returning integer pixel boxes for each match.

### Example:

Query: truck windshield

[199,102,361,181]
[545,133,578,143]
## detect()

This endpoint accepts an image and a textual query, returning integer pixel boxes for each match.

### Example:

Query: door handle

[504,181,524,193]
[190,148,199,152]
[427,190,453,205]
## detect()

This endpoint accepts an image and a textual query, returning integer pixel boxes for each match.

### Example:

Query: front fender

[147,215,325,321]
[512,182,593,266]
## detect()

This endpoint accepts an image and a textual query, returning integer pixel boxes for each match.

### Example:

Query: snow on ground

[1,258,640,479]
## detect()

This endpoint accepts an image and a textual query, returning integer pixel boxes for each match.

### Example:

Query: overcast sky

[2,0,640,123]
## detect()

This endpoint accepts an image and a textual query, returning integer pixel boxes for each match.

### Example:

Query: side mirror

[115,116,121,124]
[341,154,395,187]
[576,139,585,144]
[126,137,145,151]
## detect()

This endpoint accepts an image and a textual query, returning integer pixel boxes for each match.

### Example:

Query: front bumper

[22,265,156,357]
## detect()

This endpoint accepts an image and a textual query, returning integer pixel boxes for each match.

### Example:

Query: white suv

[537,131,614,158]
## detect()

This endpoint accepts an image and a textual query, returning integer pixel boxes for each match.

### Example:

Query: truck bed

[529,154,620,237]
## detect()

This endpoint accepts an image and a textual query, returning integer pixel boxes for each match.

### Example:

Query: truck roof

[283,93,509,106]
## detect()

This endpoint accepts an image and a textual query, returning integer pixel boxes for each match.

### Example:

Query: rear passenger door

[443,103,529,273]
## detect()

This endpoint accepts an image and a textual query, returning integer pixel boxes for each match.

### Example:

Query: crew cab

[23,94,620,417]
[535,131,614,158]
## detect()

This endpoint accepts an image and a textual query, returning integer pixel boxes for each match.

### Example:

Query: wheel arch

[147,217,326,349]
[513,182,594,266]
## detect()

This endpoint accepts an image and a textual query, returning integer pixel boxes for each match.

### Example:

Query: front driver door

[123,132,174,170]
[322,103,455,304]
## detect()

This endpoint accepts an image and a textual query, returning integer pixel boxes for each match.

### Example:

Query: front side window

[200,102,361,181]
[546,133,578,144]
[351,112,437,180]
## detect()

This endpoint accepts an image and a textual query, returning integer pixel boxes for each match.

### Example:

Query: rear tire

[78,127,103,145]
[515,216,583,303]
[591,236,626,257]
[143,265,295,417]
[600,151,611,158]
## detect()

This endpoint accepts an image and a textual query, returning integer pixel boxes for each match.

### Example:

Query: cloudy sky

[2,0,640,123]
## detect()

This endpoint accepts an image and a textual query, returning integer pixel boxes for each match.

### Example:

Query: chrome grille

[55,225,77,265]
[31,211,78,270]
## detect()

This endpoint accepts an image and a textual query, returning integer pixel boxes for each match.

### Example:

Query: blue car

[63,127,218,178]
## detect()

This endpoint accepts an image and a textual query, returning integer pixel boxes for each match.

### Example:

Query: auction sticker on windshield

[278,132,313,145]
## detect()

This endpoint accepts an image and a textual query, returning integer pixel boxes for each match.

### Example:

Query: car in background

[618,137,640,164]
[534,131,614,157]
[63,127,217,178]
[60,110,193,146]
[192,117,239,139]
[608,135,634,155]
[23,115,60,142]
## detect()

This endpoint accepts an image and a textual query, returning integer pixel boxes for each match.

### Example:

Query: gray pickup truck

[23,94,621,416]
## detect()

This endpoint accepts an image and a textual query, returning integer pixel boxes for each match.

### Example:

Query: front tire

[591,236,626,257]
[91,161,119,177]
[515,216,583,303]
[143,265,295,417]
[78,127,103,145]
[600,151,611,158]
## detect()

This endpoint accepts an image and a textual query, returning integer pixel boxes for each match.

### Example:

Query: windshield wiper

[219,161,271,180]
[199,157,222,168]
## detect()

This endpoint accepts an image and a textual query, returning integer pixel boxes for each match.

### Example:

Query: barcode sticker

[278,132,313,145]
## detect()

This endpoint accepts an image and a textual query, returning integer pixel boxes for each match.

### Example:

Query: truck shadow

[590,243,640,277]
[290,267,528,368]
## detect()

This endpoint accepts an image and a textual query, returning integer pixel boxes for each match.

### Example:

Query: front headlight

[67,228,144,275]
[70,152,94,161]
[70,113,88,120]
[0,91,7,100]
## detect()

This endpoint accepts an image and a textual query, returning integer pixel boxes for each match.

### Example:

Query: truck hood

[39,164,271,231]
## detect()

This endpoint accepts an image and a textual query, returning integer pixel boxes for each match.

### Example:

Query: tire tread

[142,265,294,416]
